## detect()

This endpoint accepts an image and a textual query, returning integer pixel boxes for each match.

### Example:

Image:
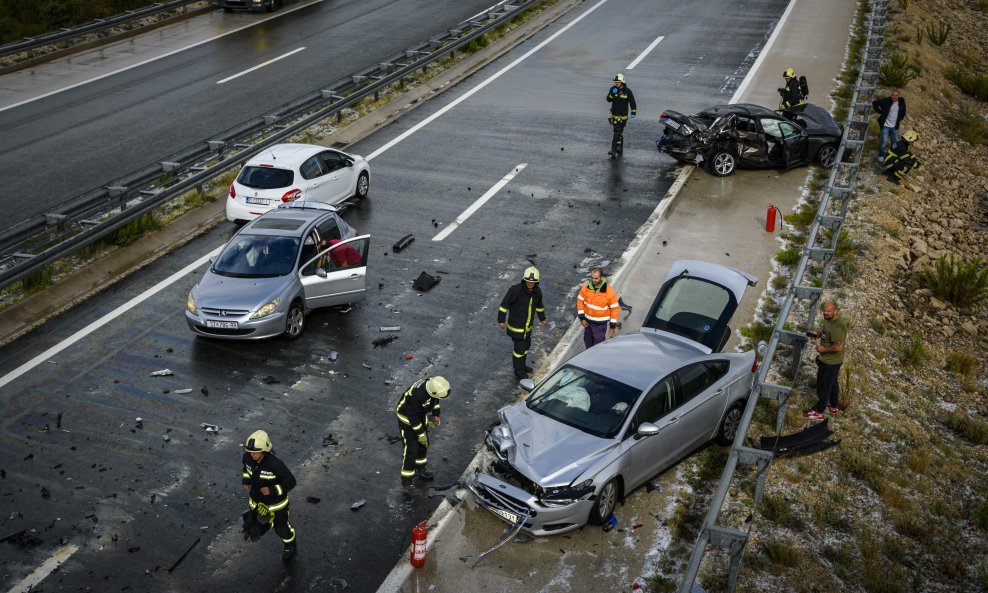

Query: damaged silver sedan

[467,261,759,535]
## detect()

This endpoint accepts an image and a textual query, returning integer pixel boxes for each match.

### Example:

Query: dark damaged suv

[656,103,842,176]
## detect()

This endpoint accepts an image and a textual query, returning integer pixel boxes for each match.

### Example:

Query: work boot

[282,541,297,563]
[524,365,534,373]
[514,369,528,379]
[416,468,435,481]
[401,475,416,488]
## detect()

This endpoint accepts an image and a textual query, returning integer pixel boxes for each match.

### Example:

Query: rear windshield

[238,166,294,190]
[526,366,640,439]
[212,235,300,278]
[645,277,735,351]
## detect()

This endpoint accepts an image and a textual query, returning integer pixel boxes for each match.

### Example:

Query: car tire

[283,300,305,340]
[355,171,370,199]
[588,478,619,525]
[707,147,737,177]
[267,0,281,11]
[817,144,838,168]
[717,402,745,445]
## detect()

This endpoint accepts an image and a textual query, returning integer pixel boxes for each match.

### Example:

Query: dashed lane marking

[216,47,307,84]
[432,163,527,241]
[625,35,664,70]
[7,544,79,593]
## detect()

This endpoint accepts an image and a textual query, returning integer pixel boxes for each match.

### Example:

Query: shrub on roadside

[879,53,920,87]
[922,254,988,307]
[944,66,988,101]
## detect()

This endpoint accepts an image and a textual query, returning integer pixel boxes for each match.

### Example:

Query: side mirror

[316,268,328,279]
[208,257,215,265]
[344,158,354,167]
[519,378,535,392]
[636,422,660,439]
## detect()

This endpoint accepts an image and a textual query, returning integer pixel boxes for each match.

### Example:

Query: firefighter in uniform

[396,376,450,484]
[577,267,620,348]
[778,67,806,111]
[606,73,637,158]
[882,130,923,184]
[241,430,298,562]
[498,267,547,379]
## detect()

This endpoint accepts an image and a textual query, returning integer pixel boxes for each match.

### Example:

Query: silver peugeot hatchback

[467,260,759,535]
[185,203,369,340]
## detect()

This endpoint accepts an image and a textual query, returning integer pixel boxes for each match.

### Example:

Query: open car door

[299,235,370,309]
[641,260,757,353]
[780,120,809,168]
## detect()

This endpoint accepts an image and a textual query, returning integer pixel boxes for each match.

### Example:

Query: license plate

[491,508,520,524]
[663,118,681,130]
[206,320,239,329]
[245,197,270,205]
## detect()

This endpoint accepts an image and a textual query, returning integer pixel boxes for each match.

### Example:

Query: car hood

[499,402,617,487]
[194,270,289,310]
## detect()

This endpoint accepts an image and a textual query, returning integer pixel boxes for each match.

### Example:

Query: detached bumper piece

[758,418,840,456]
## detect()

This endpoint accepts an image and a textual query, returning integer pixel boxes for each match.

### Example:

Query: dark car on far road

[656,103,842,177]
[210,0,285,12]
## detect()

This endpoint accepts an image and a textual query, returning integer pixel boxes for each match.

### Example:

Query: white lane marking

[432,163,527,241]
[7,544,79,593]
[366,0,613,161]
[625,35,664,70]
[216,47,306,84]
[0,1,323,113]
[0,247,221,390]
[730,0,797,103]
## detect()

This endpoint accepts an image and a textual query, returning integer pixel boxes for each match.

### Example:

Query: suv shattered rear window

[239,166,294,190]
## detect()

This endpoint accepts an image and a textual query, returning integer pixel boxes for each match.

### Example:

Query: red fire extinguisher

[766,204,782,232]
[410,520,428,568]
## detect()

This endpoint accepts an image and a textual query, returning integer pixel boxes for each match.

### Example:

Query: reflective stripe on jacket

[395,379,441,436]
[497,281,546,336]
[577,279,619,326]
[606,85,637,118]
[242,451,296,508]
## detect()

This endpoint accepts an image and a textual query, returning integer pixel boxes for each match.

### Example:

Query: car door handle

[715,388,725,395]
[311,182,320,187]
[348,273,360,279]
[667,417,679,424]
[332,175,340,180]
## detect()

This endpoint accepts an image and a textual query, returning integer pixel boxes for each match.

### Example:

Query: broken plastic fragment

[350,499,366,511]
[150,369,173,377]
[393,234,415,252]
[362,363,372,370]
[328,351,339,361]
[380,326,400,332]
[200,423,219,433]
[135,418,144,429]
[174,388,192,394]
[306,496,321,504]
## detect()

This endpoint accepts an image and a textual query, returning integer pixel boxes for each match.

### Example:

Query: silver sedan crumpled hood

[499,402,616,488]
[195,271,288,311]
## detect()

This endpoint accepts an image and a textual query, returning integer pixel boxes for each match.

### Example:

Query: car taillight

[282,189,301,202]
[660,112,668,119]
[229,184,235,199]
[751,357,759,373]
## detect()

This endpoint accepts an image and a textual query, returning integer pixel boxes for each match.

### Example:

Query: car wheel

[588,478,619,525]
[267,0,281,11]
[355,171,370,199]
[284,300,305,340]
[817,144,838,168]
[707,147,737,176]
[717,402,745,445]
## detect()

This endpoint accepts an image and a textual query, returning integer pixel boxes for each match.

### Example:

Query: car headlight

[186,292,197,315]
[538,479,595,507]
[250,298,280,319]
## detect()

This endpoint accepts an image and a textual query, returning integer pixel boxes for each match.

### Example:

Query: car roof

[239,207,330,238]
[699,103,778,118]
[244,143,327,167]
[564,332,708,391]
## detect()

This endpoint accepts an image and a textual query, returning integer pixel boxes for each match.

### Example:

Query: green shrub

[914,25,924,44]
[879,53,920,87]
[924,20,951,45]
[951,107,988,146]
[106,213,162,247]
[945,351,979,379]
[775,246,801,267]
[24,265,54,294]
[922,254,988,306]
[898,333,926,367]
[863,559,906,593]
[944,66,988,101]
[761,538,799,566]
[942,410,988,445]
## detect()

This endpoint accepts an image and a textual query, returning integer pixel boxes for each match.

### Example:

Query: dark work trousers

[511,331,532,372]
[399,421,428,477]
[815,357,842,411]
[583,322,608,349]
[610,119,627,155]
[271,507,295,544]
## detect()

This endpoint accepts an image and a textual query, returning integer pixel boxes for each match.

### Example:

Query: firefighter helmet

[426,376,451,399]
[613,73,625,84]
[245,430,272,453]
[523,267,540,283]
[783,67,795,78]
[903,130,918,142]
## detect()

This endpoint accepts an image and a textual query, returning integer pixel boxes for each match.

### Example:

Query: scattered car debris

[174,388,192,394]
[40,487,50,499]
[135,418,144,429]
[327,351,339,362]
[380,326,401,332]
[200,387,209,396]
[393,234,415,252]
[150,369,173,377]
[306,496,321,504]
[261,376,280,385]
[645,480,663,494]
[758,418,840,456]
[431,219,439,228]
[361,363,373,370]
[1,529,43,548]
[350,499,366,511]
[603,514,618,532]
[200,423,219,433]
[632,523,644,531]
[405,354,414,360]
[412,272,441,292]
[128,546,140,553]
[162,435,170,442]
[166,537,200,572]
[328,577,349,591]
[322,434,340,446]
[56,412,62,429]
[461,518,529,567]
[373,336,398,348]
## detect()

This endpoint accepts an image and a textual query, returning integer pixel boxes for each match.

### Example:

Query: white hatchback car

[226,143,370,223]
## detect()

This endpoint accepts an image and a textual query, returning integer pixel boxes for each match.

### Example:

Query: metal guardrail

[0,1,203,61]
[0,0,540,292]
[676,1,887,591]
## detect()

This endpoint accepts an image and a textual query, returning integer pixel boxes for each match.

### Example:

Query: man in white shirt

[872,89,907,164]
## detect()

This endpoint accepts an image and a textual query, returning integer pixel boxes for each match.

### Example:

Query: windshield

[526,366,641,438]
[212,235,299,278]
[238,166,294,190]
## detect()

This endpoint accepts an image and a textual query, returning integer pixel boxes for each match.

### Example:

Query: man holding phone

[804,300,848,420]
